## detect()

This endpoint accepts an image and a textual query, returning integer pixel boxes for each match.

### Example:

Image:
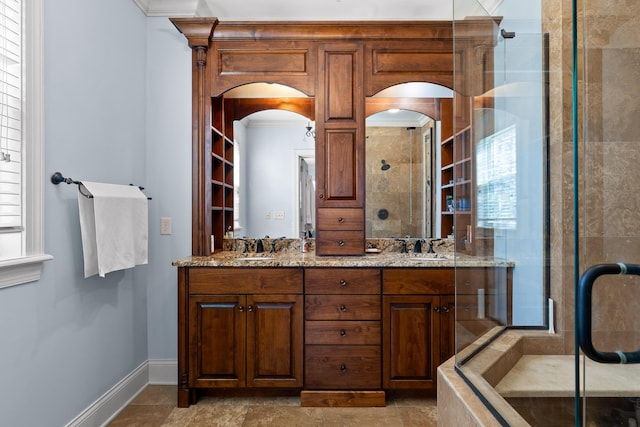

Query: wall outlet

[160,217,172,235]
[274,210,285,220]
[264,211,271,219]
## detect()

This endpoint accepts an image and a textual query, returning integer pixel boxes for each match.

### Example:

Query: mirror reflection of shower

[365,110,436,239]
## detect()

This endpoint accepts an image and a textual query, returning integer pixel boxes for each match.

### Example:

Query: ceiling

[133,0,503,20]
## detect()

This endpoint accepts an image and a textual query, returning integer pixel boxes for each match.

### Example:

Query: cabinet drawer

[316,208,364,230]
[315,230,364,255]
[188,268,303,294]
[305,321,381,345]
[305,268,380,294]
[383,268,454,294]
[305,345,381,389]
[305,295,380,320]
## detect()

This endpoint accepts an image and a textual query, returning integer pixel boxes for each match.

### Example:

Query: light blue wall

[0,1,161,425]
[144,17,192,359]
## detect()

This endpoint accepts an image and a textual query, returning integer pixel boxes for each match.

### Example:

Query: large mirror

[228,82,454,239]
[365,110,436,239]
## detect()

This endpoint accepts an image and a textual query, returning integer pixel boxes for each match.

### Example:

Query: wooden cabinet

[178,267,303,407]
[170,18,500,257]
[178,264,510,407]
[210,123,234,252]
[315,44,366,255]
[303,268,383,404]
[382,268,455,390]
[440,97,474,254]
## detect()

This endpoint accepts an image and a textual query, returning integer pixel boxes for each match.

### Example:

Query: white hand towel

[78,181,148,278]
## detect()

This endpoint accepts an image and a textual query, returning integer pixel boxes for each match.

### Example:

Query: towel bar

[50,172,152,200]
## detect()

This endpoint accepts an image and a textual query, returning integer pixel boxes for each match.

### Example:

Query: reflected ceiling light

[388,108,400,113]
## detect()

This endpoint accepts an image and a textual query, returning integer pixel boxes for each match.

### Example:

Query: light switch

[160,217,172,235]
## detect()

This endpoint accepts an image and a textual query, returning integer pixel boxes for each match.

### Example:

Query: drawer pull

[339,305,347,312]
[238,305,244,312]
[338,240,345,246]
[339,279,347,286]
[337,217,344,223]
[340,329,346,336]
[464,280,471,286]
[340,364,347,372]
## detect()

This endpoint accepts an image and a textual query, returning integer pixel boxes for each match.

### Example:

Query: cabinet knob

[337,217,344,223]
[238,306,244,312]
[339,305,347,312]
[433,306,440,312]
[340,364,347,372]
[338,240,345,246]
[442,305,450,313]
[319,193,325,199]
[340,329,346,336]
[247,305,253,312]
[339,279,347,286]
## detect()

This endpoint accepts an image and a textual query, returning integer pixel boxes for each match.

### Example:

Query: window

[476,124,517,230]
[0,0,51,289]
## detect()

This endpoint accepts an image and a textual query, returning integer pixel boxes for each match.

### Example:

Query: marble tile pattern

[108,385,439,427]
[175,238,513,268]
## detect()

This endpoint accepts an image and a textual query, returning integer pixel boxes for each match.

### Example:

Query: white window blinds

[0,0,21,229]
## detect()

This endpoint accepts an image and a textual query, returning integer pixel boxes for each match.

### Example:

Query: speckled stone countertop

[172,238,513,268]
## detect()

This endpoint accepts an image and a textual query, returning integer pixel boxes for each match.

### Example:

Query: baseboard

[65,359,178,427]
[65,361,149,427]
[148,359,177,384]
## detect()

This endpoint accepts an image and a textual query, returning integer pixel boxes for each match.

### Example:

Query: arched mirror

[365,110,435,239]
[233,109,315,239]
[365,82,454,239]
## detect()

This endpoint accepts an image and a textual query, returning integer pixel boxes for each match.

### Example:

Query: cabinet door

[382,295,440,390]
[246,294,303,388]
[189,295,246,388]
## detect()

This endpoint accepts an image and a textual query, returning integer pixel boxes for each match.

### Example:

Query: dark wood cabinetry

[382,269,455,390]
[302,268,383,404]
[170,18,500,257]
[177,264,511,407]
[440,97,474,253]
[178,267,303,407]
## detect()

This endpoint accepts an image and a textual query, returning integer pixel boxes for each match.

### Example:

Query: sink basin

[233,256,275,261]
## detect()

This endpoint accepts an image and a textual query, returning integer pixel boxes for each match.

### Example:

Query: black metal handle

[577,263,640,364]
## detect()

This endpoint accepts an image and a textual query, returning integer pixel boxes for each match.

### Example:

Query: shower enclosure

[451,0,640,425]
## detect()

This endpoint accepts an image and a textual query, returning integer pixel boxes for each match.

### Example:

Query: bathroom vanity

[171,17,506,408]
[174,250,512,408]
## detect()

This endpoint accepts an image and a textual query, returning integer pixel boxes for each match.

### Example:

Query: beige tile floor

[108,385,438,426]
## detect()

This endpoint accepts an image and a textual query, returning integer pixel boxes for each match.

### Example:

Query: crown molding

[132,0,206,17]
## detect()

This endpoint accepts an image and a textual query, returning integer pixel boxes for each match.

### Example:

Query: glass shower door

[578,1,640,425]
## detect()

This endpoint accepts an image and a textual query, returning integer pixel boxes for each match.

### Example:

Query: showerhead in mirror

[381,160,391,170]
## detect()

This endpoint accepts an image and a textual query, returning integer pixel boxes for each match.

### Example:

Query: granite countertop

[172,251,513,268]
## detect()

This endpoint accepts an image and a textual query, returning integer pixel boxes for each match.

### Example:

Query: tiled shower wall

[543,0,640,354]
[365,124,434,239]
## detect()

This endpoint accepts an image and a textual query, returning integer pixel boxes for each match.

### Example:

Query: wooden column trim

[171,18,217,255]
